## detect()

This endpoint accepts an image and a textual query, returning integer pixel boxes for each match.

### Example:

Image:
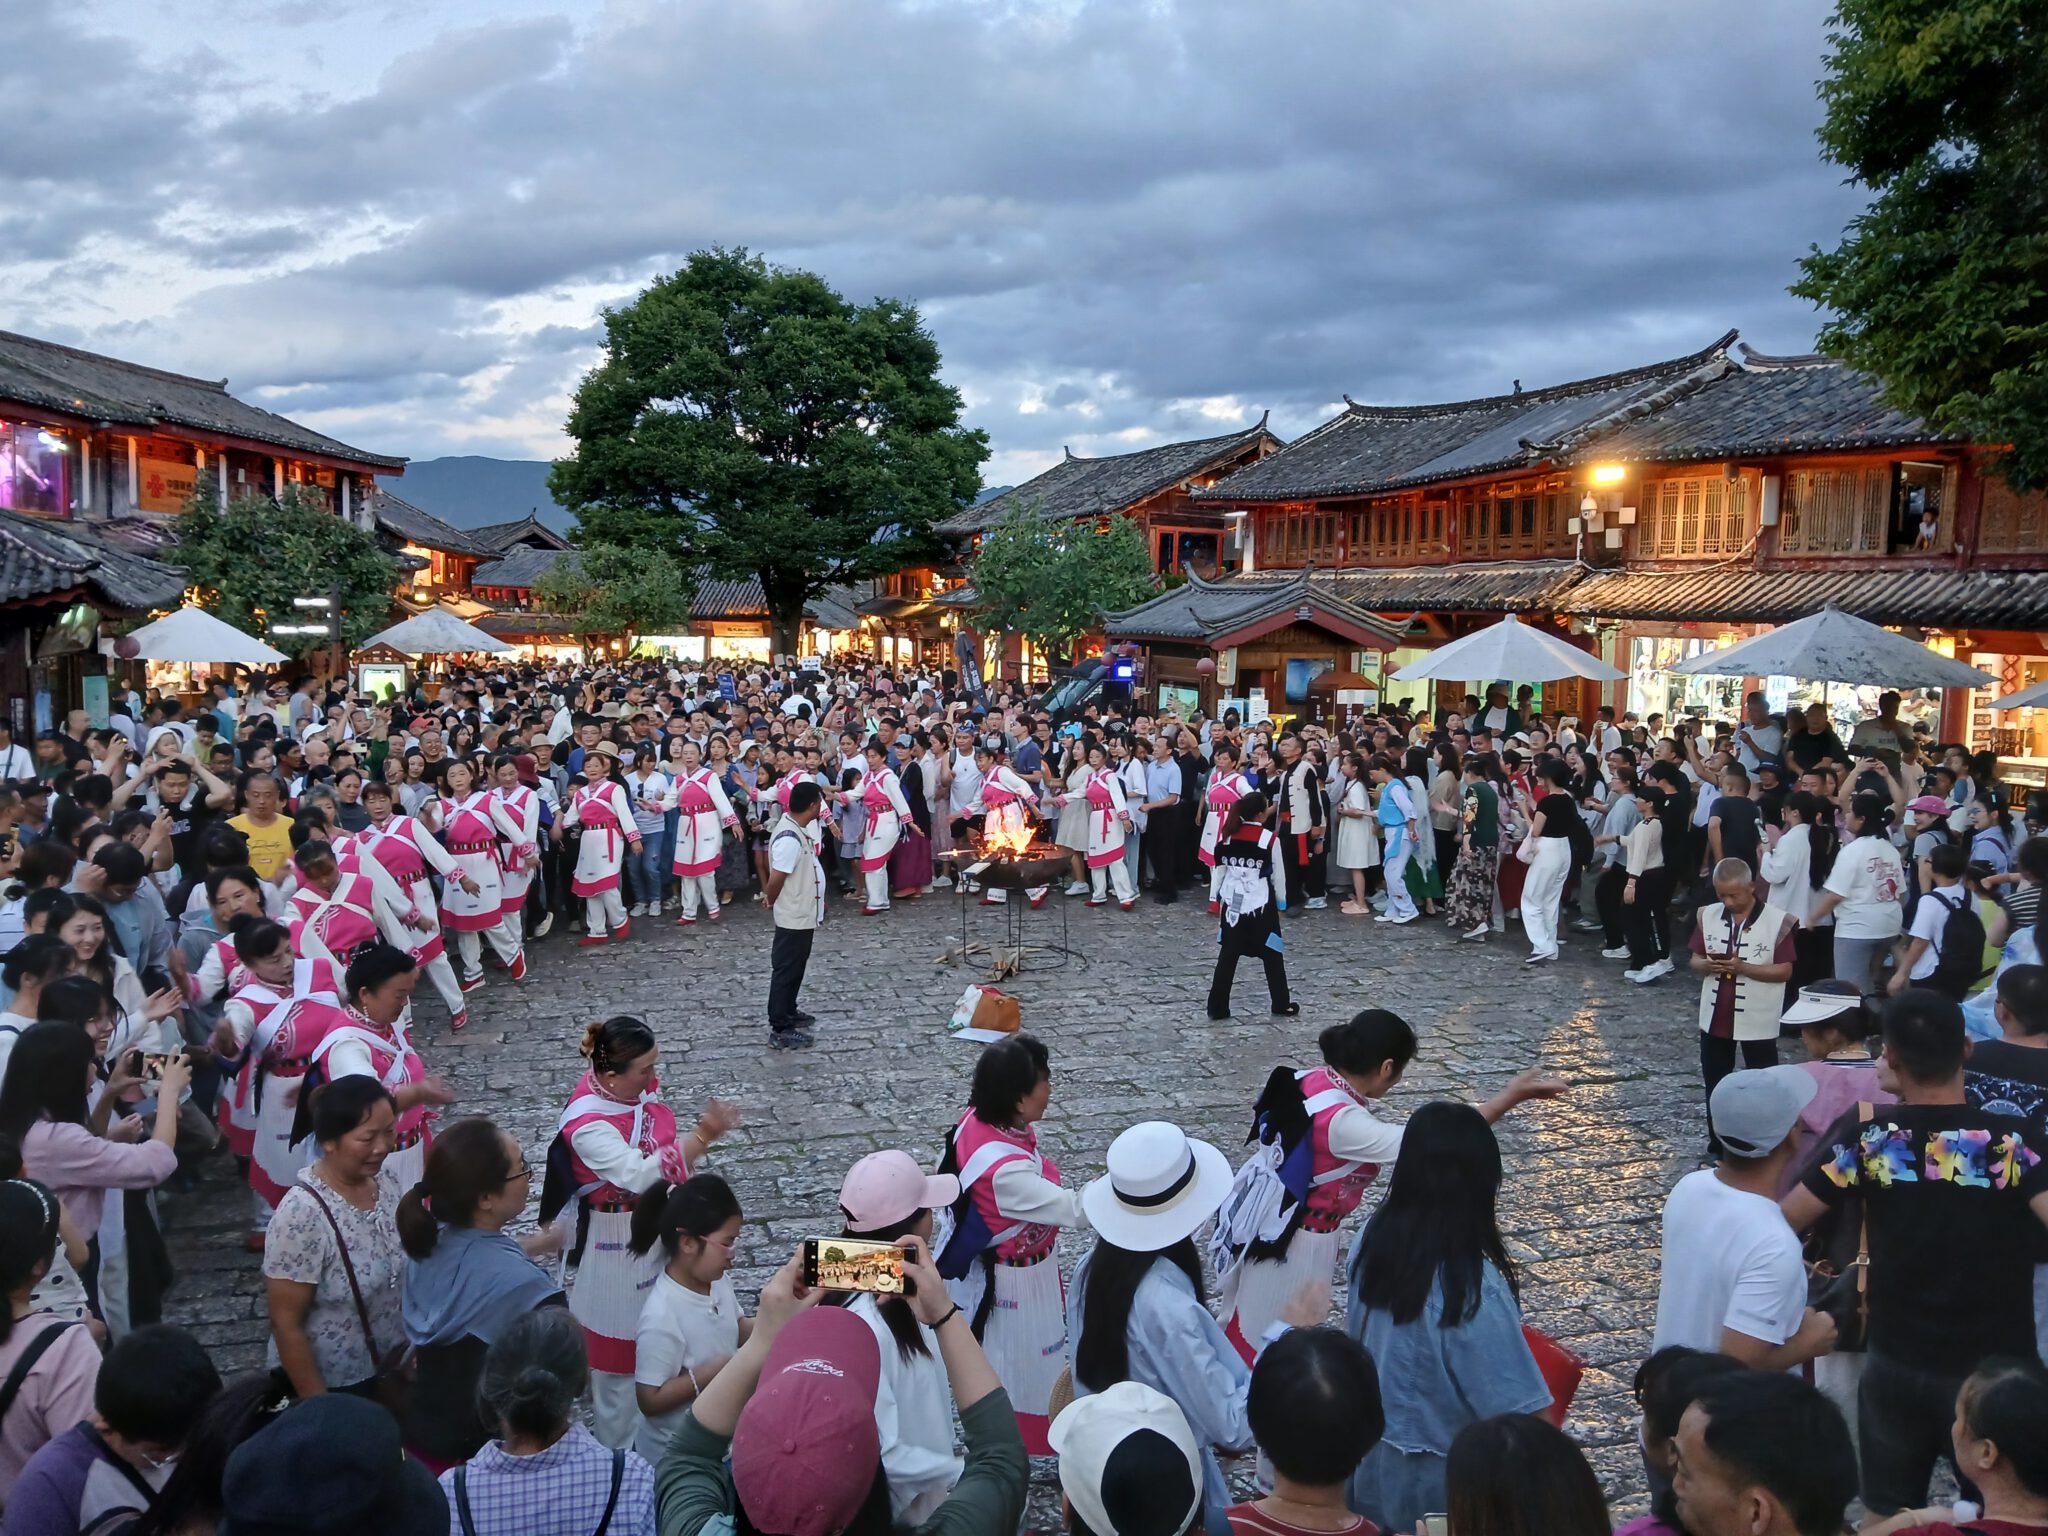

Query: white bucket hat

[1081,1122,1233,1252]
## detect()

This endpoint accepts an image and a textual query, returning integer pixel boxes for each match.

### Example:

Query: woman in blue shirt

[1344,1102,1550,1531]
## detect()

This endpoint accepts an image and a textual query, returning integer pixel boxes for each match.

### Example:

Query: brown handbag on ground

[304,1183,416,1418]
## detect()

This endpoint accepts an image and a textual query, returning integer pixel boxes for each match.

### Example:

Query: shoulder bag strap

[303,1183,380,1366]
[454,1465,479,1536]
[591,1448,625,1536]
[0,1318,78,1422]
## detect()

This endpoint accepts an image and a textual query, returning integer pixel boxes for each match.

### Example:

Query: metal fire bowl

[974,852,1073,890]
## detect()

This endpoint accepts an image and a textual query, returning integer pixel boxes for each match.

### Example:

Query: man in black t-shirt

[1782,988,2048,1517]
[1968,964,2048,1141]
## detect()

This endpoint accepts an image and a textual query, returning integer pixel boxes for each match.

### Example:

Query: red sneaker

[578,933,610,947]
[862,906,887,916]
[676,914,696,926]
[1086,898,1106,907]
[459,972,486,993]
[614,921,632,941]
[1120,900,1137,911]
[704,907,720,921]
[508,951,528,982]
[1207,900,1220,916]
[450,1008,470,1032]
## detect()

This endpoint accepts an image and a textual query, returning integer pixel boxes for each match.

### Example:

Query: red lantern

[113,636,141,660]
[1195,656,1216,676]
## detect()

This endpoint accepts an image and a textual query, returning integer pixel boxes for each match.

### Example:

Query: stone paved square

[162,885,1709,1526]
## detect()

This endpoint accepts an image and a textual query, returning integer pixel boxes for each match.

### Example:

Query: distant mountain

[395,457,576,535]
[974,484,1013,504]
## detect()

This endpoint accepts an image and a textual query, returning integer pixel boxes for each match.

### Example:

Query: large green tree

[970,504,1158,667]
[175,476,399,651]
[1793,0,2048,487]
[551,248,988,656]
[532,543,692,649]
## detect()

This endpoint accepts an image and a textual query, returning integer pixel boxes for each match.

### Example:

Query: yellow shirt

[229,813,294,884]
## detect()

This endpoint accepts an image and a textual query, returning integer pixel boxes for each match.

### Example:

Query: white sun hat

[1081,1121,1233,1252]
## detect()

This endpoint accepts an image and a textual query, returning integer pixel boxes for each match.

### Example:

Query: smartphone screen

[802,1236,913,1295]
[1421,1517,1449,1536]
[140,1053,171,1084]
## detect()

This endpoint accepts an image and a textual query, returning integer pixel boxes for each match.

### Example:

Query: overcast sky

[4,0,1865,486]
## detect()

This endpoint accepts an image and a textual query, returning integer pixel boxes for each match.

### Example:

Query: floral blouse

[262,1164,407,1388]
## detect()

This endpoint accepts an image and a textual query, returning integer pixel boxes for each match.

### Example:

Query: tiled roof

[0,329,404,470]
[1201,334,1740,502]
[469,515,569,553]
[938,420,1280,535]
[0,509,188,609]
[372,493,495,557]
[1562,565,2048,628]
[477,611,586,639]
[471,546,575,589]
[687,570,862,630]
[1556,347,1955,466]
[1105,562,1587,639]
[1104,570,1407,646]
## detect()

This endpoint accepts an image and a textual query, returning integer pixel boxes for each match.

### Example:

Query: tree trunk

[769,602,804,664]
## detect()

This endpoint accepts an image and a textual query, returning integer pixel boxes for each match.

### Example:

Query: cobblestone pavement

[162,884,1709,1527]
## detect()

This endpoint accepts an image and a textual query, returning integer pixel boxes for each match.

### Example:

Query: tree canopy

[175,476,398,651]
[969,505,1158,666]
[1793,0,2048,487]
[550,247,988,655]
[532,543,692,643]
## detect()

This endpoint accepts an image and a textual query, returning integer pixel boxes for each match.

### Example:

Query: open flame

[980,821,1037,859]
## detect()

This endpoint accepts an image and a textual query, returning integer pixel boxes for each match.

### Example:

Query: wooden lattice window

[1780,466,1891,555]
[1640,475,1752,557]
[1978,476,2048,554]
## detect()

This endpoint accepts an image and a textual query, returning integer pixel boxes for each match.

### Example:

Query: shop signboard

[137,456,198,514]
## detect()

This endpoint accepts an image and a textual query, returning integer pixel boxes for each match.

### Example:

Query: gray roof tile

[372,493,495,557]
[0,509,188,609]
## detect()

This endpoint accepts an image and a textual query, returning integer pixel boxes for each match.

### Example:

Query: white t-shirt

[633,1272,740,1464]
[847,1293,963,1521]
[1735,721,1784,771]
[1652,1170,1806,1356]
[1907,885,1966,979]
[1822,834,1906,940]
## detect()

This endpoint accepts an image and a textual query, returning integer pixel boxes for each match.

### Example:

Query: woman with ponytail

[0,1169,100,1504]
[1206,791,1296,1020]
[397,1116,561,1470]
[440,1307,657,1536]
[534,1016,738,1448]
[625,1173,749,1465]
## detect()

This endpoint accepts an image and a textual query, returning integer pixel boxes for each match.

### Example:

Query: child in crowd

[1226,1327,1384,1535]
[626,1173,752,1467]
[833,767,865,895]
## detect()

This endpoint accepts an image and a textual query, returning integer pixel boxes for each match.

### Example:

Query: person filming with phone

[657,1237,1027,1536]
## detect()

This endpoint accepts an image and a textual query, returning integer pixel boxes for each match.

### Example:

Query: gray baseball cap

[1711,1066,1819,1158]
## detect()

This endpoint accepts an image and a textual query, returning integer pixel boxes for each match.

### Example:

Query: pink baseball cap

[1906,794,1949,814]
[838,1150,959,1233]
[730,1309,882,1536]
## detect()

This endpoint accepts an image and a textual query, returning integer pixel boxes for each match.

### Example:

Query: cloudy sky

[5,0,1865,486]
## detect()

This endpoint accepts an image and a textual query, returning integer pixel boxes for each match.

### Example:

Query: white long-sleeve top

[1760,823,1815,924]
[569,1118,678,1198]
[988,1160,1088,1231]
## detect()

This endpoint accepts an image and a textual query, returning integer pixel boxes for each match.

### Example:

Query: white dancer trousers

[677,872,718,919]
[422,952,465,1013]
[1090,859,1135,903]
[864,866,891,910]
[454,920,520,979]
[584,888,628,937]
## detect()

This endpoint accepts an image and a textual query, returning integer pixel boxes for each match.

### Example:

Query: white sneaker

[1570,918,1603,933]
[1523,950,1554,965]
[1649,957,1676,980]
[932,875,953,888]
[1305,897,1328,911]
[1630,965,1662,985]
[1601,946,1631,960]
[1389,911,1416,924]
[1622,967,1645,982]
[1064,881,1089,897]
[1462,923,1489,940]
[533,912,554,939]
[628,902,648,917]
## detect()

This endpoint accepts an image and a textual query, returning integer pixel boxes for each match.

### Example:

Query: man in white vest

[764,779,826,1051]
[1687,857,1797,1155]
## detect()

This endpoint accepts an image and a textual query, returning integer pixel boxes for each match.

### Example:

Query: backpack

[1205,1067,1354,1280]
[1925,887,1987,1001]
[1564,807,1596,869]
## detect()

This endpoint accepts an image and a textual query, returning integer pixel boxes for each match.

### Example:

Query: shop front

[1962,633,2048,800]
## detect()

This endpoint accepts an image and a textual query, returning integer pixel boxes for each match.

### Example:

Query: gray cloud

[4,0,1868,476]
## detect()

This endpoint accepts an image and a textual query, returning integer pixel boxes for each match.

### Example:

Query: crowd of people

[0,655,2042,1536]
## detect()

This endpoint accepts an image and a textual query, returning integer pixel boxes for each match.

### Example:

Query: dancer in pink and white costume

[489,755,541,950]
[668,740,738,924]
[436,758,528,987]
[846,742,912,915]
[1079,740,1137,907]
[305,945,453,1192]
[970,743,1047,907]
[355,779,473,1027]
[535,1015,739,1448]
[564,742,640,944]
[1200,743,1252,914]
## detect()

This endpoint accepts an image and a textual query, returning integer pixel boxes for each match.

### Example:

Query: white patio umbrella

[1389,613,1624,683]
[1991,679,2048,710]
[1665,605,1994,689]
[360,610,515,656]
[124,605,287,665]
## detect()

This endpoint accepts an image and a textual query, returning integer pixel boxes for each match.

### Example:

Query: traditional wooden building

[370,492,496,613]
[1108,332,2048,785]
